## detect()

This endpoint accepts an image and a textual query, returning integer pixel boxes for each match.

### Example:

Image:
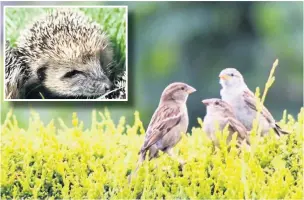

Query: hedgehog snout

[100,74,113,90]
[104,80,113,92]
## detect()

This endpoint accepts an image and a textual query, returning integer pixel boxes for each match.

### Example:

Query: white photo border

[3,5,128,102]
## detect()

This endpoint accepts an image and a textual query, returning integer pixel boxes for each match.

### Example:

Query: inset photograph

[4,6,127,100]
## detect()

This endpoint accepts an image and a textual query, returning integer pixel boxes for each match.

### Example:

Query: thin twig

[97,86,125,99]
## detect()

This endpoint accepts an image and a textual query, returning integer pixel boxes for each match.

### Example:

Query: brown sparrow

[202,98,250,146]
[139,82,196,164]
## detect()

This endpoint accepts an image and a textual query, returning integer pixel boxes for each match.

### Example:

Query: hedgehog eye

[230,73,234,77]
[181,87,185,90]
[63,70,83,78]
[215,101,219,105]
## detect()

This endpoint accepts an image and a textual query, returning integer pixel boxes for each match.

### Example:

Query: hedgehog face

[35,56,113,98]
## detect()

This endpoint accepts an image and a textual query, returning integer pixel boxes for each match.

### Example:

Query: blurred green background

[1,1,303,129]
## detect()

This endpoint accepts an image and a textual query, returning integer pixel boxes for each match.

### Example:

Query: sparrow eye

[230,73,234,77]
[63,70,83,78]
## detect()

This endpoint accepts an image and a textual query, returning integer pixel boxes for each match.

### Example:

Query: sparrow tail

[274,123,290,136]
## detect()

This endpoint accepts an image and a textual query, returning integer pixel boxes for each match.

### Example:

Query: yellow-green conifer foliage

[1,108,303,199]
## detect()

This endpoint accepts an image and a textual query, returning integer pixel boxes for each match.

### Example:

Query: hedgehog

[5,9,118,99]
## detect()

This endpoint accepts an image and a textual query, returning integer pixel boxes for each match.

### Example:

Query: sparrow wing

[141,105,181,152]
[243,91,289,136]
[227,117,249,140]
[243,90,275,124]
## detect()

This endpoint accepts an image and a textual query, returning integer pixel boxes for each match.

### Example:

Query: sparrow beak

[187,86,196,94]
[202,99,210,105]
[219,74,230,80]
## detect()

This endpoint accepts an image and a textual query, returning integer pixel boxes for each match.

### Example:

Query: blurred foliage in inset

[1,2,303,129]
[1,109,303,199]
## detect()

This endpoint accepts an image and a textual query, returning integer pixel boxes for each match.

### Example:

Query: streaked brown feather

[141,105,181,153]
[227,117,250,144]
[243,90,275,124]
